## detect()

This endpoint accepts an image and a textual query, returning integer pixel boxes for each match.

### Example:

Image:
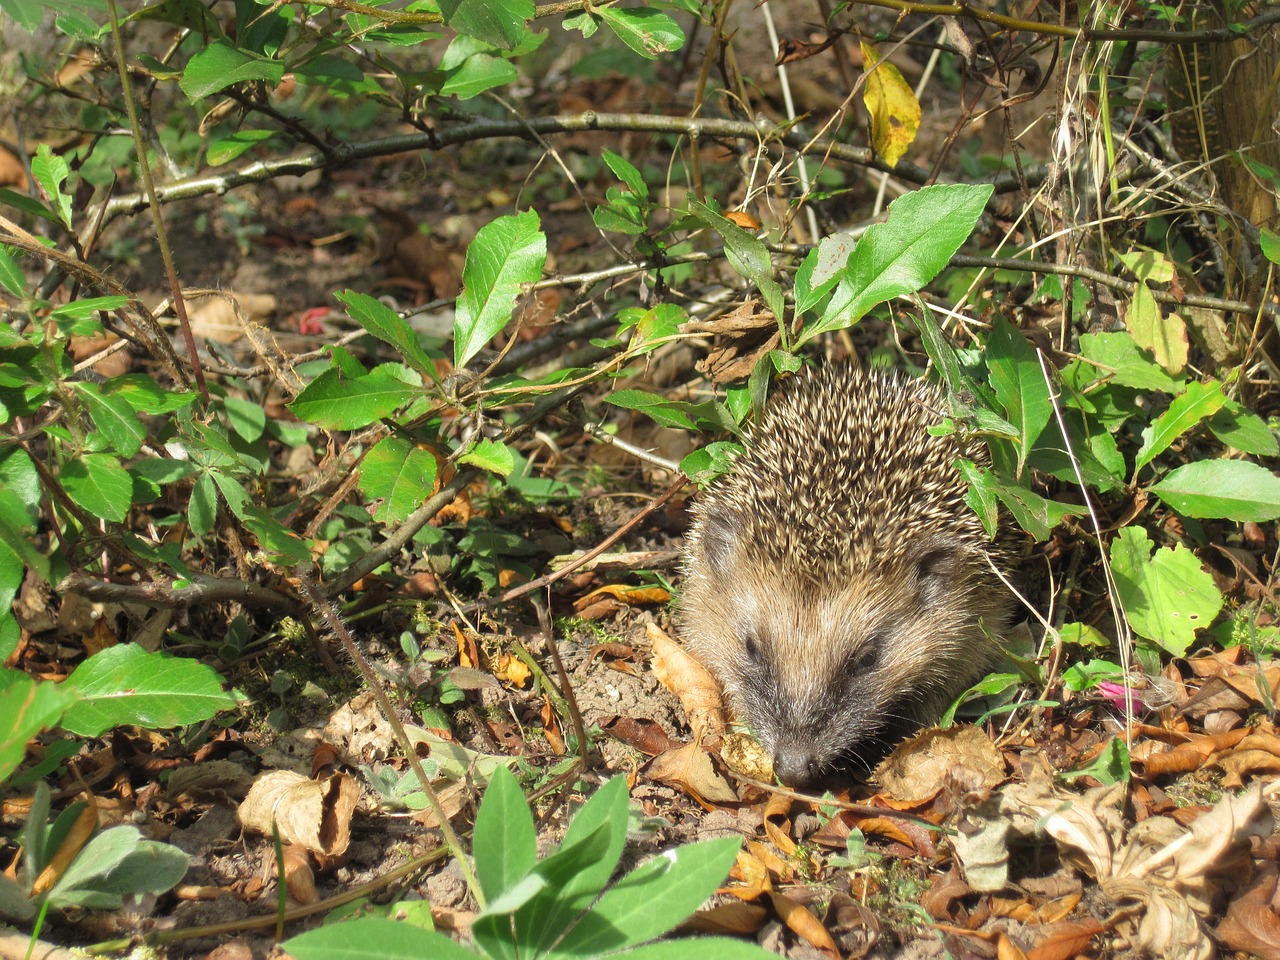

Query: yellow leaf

[860,41,921,167]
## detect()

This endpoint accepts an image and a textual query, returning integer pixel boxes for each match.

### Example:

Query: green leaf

[0,186,62,224]
[289,367,420,429]
[458,438,514,476]
[1149,459,1280,521]
[473,765,536,903]
[613,938,778,960]
[129,0,223,33]
[0,245,24,296]
[1134,379,1226,472]
[605,390,701,431]
[680,441,742,488]
[1063,736,1129,785]
[61,644,238,737]
[60,452,132,522]
[553,836,742,956]
[284,919,478,960]
[1110,526,1222,655]
[223,395,267,442]
[359,437,440,525]
[107,374,199,414]
[31,144,73,229]
[179,38,285,100]
[1206,399,1280,456]
[453,210,546,369]
[0,672,75,782]
[45,825,189,910]
[524,776,629,955]
[189,471,217,535]
[602,149,648,198]
[128,457,199,503]
[970,467,1076,541]
[987,315,1052,477]
[1075,332,1183,393]
[793,234,853,315]
[72,382,146,457]
[596,5,685,59]
[206,129,276,166]
[802,183,992,342]
[441,52,517,99]
[685,198,771,289]
[335,291,438,379]
[438,0,532,50]
[1262,227,1280,266]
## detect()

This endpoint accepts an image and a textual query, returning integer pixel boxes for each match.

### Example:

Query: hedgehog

[678,364,1015,787]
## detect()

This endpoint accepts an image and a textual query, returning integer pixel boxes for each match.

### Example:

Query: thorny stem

[296,576,487,910]
[104,0,208,402]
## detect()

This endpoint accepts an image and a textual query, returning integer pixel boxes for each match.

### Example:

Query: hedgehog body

[679,365,1014,786]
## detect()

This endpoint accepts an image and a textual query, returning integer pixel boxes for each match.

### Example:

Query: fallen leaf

[237,770,358,857]
[720,732,773,781]
[648,740,738,804]
[769,892,839,955]
[876,725,1005,803]
[648,623,725,742]
[1216,863,1280,960]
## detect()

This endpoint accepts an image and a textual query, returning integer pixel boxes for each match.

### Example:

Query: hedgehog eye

[843,638,881,677]
[742,630,762,664]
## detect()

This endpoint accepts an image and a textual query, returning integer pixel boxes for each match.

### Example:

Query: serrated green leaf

[0,245,24,296]
[453,210,546,369]
[359,437,439,525]
[438,0,531,49]
[31,144,73,229]
[335,290,438,379]
[107,374,198,414]
[596,5,685,58]
[602,149,647,198]
[1110,526,1222,655]
[72,382,146,457]
[60,452,132,522]
[284,919,478,960]
[179,39,284,100]
[0,672,75,782]
[459,438,514,476]
[1134,379,1226,472]
[441,52,517,99]
[553,836,742,956]
[802,183,991,342]
[1149,459,1280,521]
[289,367,419,429]
[473,765,536,903]
[793,234,853,315]
[685,198,771,288]
[61,644,237,736]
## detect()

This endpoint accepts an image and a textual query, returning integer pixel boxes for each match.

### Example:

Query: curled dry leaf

[769,892,839,955]
[281,843,319,905]
[684,901,770,935]
[875,725,1005,803]
[1216,863,1280,960]
[573,583,670,610]
[647,740,738,804]
[727,848,773,901]
[720,732,773,782]
[647,623,725,742]
[237,769,358,857]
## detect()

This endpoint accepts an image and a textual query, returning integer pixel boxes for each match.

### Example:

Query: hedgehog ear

[697,506,740,577]
[913,540,963,606]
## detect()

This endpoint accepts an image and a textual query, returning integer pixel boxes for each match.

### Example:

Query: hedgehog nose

[773,749,821,788]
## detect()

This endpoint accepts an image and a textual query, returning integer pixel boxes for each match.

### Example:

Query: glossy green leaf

[0,245,23,296]
[179,38,285,100]
[289,367,419,429]
[1206,399,1280,456]
[802,183,992,342]
[553,836,741,956]
[438,0,532,50]
[1149,459,1280,521]
[31,143,73,229]
[596,5,685,59]
[1110,526,1222,655]
[206,129,276,166]
[72,382,146,457]
[441,52,517,99]
[335,290,438,379]
[61,644,237,737]
[60,452,132,522]
[0,672,75,781]
[602,149,648,197]
[1075,332,1183,393]
[359,437,440,525]
[1134,379,1226,472]
[189,471,217,535]
[453,210,546,369]
[472,765,536,903]
[458,438,514,476]
[987,315,1052,477]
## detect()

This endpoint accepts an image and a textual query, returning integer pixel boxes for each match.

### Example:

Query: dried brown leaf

[237,770,358,857]
[1216,864,1280,960]
[647,623,725,742]
[648,740,738,804]
[876,725,1005,803]
[769,892,839,955]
